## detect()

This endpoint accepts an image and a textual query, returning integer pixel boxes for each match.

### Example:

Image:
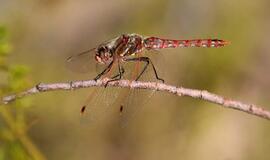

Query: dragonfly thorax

[94,34,145,64]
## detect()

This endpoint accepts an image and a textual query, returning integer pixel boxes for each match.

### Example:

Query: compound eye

[98,46,108,54]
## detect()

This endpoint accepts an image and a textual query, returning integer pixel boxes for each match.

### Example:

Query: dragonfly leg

[94,61,114,81]
[125,57,164,82]
[69,81,75,90]
[111,67,125,79]
[105,60,124,87]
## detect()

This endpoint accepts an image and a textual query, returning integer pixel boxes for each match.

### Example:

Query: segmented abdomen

[144,37,229,50]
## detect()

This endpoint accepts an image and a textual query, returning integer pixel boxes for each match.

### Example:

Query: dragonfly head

[95,45,113,64]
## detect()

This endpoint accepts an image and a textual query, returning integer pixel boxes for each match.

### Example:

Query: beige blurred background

[1,0,270,159]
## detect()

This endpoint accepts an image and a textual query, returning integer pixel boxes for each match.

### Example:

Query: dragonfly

[67,33,229,119]
[67,33,229,85]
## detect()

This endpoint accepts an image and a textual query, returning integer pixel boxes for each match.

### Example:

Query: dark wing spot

[80,105,86,115]
[119,105,123,113]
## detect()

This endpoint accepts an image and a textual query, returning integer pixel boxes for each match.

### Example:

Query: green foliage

[0,27,11,57]
[9,65,30,91]
[0,26,44,160]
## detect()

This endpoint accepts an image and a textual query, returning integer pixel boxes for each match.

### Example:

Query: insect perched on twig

[67,33,229,86]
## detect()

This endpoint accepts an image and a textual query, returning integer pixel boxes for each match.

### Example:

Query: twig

[1,79,270,120]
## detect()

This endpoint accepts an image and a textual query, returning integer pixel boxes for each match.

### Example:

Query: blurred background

[0,0,270,159]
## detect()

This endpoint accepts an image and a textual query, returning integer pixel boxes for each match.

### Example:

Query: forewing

[66,48,97,73]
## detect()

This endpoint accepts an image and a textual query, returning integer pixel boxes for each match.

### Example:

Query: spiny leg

[125,57,150,81]
[124,56,164,82]
[105,60,124,87]
[111,67,125,79]
[94,61,114,81]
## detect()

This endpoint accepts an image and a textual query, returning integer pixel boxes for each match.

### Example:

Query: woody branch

[1,79,270,120]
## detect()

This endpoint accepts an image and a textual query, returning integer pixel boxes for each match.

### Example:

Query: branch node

[249,104,254,112]
[35,83,45,92]
[69,81,75,90]
[200,90,204,99]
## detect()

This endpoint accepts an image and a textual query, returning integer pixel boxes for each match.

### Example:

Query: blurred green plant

[0,26,46,160]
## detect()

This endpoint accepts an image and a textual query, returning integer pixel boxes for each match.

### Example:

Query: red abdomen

[144,37,229,50]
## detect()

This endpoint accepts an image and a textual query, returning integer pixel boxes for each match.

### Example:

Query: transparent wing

[79,86,124,127]
[79,61,125,126]
[66,48,97,73]
[78,49,166,127]
[118,86,156,128]
[117,50,165,127]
